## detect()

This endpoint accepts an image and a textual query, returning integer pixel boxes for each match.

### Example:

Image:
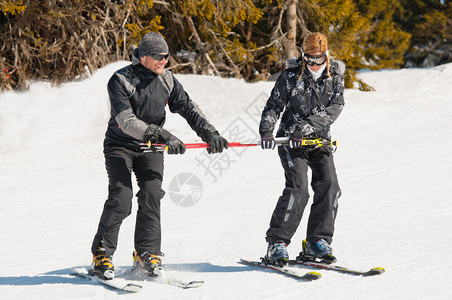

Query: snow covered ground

[0,61,451,299]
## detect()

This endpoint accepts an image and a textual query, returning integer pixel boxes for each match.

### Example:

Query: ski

[239,259,321,281]
[160,277,204,289]
[72,267,142,293]
[129,267,204,289]
[72,267,204,291]
[289,259,385,276]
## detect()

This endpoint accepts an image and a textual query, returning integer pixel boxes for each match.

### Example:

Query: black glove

[143,125,186,154]
[200,130,229,154]
[159,129,186,155]
[288,130,304,148]
[143,124,162,144]
[260,131,275,150]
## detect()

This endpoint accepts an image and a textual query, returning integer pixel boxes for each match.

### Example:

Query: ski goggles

[304,53,327,66]
[149,53,170,61]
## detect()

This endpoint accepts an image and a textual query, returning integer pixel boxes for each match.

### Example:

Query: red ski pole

[140,137,336,152]
[141,141,259,151]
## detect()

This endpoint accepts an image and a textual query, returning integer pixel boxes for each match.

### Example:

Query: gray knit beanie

[138,32,169,57]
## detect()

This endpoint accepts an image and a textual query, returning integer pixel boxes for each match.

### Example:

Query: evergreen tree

[355,0,411,69]
[158,0,266,79]
[3,0,444,91]
[396,0,452,67]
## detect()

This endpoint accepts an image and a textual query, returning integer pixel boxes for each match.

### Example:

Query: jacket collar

[131,48,158,80]
[133,64,158,80]
[303,66,327,82]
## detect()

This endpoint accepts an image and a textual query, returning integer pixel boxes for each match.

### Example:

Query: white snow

[0,62,451,299]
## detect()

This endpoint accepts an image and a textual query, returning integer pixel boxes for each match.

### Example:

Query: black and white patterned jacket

[259,58,345,140]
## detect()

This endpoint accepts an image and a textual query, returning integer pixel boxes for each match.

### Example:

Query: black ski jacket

[104,49,216,151]
[259,59,345,140]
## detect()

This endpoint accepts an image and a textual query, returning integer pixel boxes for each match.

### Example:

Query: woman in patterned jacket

[259,32,345,266]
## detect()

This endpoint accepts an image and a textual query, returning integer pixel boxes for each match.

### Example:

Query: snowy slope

[0,62,451,299]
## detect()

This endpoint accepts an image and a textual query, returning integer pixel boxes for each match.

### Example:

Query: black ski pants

[266,145,341,245]
[92,147,165,257]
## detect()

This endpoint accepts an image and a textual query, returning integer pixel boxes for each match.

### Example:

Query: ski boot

[91,246,115,280]
[297,239,337,264]
[133,250,164,277]
[263,241,289,266]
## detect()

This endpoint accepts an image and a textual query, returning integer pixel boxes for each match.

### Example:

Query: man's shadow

[0,262,248,287]
[0,268,80,286]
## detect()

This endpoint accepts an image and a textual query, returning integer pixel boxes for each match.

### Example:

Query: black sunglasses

[304,53,327,66]
[149,53,170,61]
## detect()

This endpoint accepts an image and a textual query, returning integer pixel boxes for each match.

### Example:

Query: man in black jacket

[91,32,228,280]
